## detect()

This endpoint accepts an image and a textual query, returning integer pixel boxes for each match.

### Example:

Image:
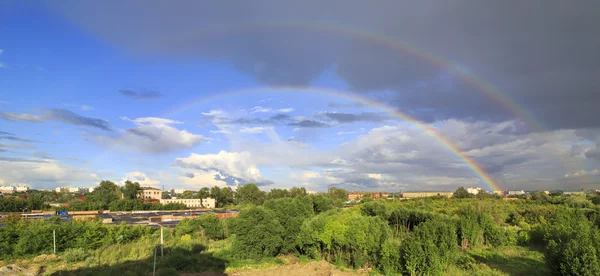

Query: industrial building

[159,197,216,208]
[401,191,453,198]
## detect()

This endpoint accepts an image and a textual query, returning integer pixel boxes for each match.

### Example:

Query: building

[507,190,525,196]
[348,192,391,200]
[0,186,16,194]
[467,187,481,195]
[202,198,216,208]
[307,190,318,195]
[159,197,216,208]
[88,186,96,193]
[563,190,585,196]
[55,187,69,193]
[493,190,505,196]
[15,186,29,193]
[68,187,84,193]
[401,191,454,198]
[170,188,187,194]
[140,187,163,200]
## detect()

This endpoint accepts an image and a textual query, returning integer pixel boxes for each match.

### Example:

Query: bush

[401,219,457,275]
[175,214,224,240]
[63,248,90,263]
[230,206,284,260]
[544,209,600,275]
[157,268,179,276]
[455,253,477,270]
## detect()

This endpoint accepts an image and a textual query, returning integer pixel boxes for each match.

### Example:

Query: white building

[170,188,187,194]
[307,190,318,195]
[467,187,482,195]
[159,197,216,208]
[507,190,525,196]
[0,186,16,194]
[68,187,83,193]
[15,186,29,192]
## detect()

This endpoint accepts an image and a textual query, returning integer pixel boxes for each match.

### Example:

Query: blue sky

[1,2,599,192]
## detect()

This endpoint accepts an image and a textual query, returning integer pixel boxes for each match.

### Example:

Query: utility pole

[153,247,157,276]
[160,227,164,257]
[53,230,56,254]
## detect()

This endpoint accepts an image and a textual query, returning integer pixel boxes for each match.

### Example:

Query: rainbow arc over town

[167,19,543,132]
[163,86,501,192]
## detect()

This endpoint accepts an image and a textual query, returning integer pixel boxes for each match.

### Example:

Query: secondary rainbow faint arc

[162,86,501,192]
[167,20,543,131]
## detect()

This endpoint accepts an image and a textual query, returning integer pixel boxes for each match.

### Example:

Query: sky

[1,1,599,192]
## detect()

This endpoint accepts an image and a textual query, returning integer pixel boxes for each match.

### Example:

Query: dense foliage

[6,186,600,276]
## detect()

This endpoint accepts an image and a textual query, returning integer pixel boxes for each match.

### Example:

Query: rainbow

[162,86,501,192]
[166,19,543,132]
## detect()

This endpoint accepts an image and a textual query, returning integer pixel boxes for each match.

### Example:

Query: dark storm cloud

[51,1,600,129]
[43,109,112,131]
[287,120,329,128]
[322,112,389,123]
[119,89,163,100]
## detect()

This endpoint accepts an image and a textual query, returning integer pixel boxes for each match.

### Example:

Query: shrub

[175,214,224,240]
[230,206,284,260]
[401,219,457,275]
[63,248,90,263]
[455,253,477,270]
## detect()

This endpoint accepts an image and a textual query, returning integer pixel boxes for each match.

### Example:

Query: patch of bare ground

[183,260,368,276]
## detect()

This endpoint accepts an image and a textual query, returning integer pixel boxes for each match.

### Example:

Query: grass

[447,245,548,276]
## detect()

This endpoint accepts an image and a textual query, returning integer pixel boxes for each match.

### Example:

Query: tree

[453,187,471,199]
[264,197,313,253]
[266,188,290,200]
[210,186,223,206]
[231,206,284,259]
[121,181,142,200]
[87,180,120,208]
[179,190,195,199]
[328,187,348,202]
[235,184,265,205]
[220,187,235,207]
[197,187,210,199]
[289,187,307,198]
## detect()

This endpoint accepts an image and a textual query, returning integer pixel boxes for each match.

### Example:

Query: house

[507,190,525,196]
[140,187,163,200]
[493,190,505,196]
[159,197,216,208]
[401,191,453,198]
[55,187,70,193]
[169,188,187,195]
[0,186,16,194]
[467,187,481,195]
[15,186,29,193]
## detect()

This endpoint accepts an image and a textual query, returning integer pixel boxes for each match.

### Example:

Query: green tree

[264,197,313,253]
[289,187,307,198]
[453,187,471,199]
[328,187,348,202]
[235,184,265,205]
[266,188,290,200]
[231,206,284,259]
[220,187,235,207]
[197,187,210,199]
[87,180,120,208]
[179,190,195,199]
[121,180,142,200]
[544,209,600,275]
